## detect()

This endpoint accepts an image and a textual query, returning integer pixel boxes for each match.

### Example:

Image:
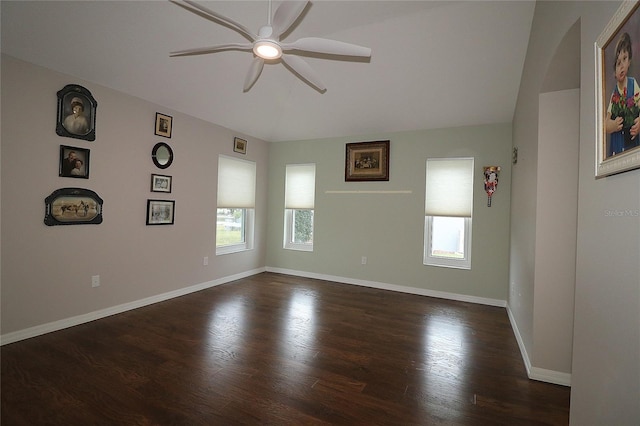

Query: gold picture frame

[595,0,640,177]
[345,140,390,181]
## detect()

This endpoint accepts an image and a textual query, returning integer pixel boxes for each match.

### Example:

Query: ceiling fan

[169,0,372,92]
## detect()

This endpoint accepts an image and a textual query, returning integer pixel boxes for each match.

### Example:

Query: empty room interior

[1,1,639,425]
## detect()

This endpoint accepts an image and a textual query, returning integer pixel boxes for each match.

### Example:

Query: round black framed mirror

[152,142,173,169]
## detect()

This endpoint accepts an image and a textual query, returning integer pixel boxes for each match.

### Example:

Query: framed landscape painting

[44,188,103,226]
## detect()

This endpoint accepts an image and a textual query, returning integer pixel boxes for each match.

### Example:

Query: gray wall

[511,1,640,424]
[1,55,269,336]
[266,125,513,303]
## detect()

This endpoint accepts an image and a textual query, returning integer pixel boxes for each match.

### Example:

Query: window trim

[424,215,472,269]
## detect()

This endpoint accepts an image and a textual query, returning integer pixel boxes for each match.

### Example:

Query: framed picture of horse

[44,187,103,226]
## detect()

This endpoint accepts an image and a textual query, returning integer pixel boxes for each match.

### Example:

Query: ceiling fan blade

[170,43,253,57]
[281,54,326,92]
[244,57,265,92]
[281,37,372,57]
[271,1,309,39]
[171,0,258,41]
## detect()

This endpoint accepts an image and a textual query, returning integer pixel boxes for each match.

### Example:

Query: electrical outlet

[203,256,209,266]
[91,275,100,287]
[361,256,367,265]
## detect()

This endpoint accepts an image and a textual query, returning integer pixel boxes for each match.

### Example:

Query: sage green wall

[267,124,512,301]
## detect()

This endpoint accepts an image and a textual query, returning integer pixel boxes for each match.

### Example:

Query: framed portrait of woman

[56,84,97,141]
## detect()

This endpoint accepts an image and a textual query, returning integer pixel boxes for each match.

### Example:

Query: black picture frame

[345,140,390,181]
[151,174,172,193]
[146,199,175,225]
[155,113,172,138]
[44,188,103,226]
[56,84,97,141]
[59,145,90,179]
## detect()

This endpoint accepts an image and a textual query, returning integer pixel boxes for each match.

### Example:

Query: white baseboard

[506,304,533,372]
[0,267,266,346]
[529,367,571,386]
[265,267,507,307]
[506,304,571,387]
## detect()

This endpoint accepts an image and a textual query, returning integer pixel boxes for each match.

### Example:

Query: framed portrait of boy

[59,145,90,179]
[56,84,97,141]
[595,0,640,177]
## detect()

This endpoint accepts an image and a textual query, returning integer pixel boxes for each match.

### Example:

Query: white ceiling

[1,1,535,142]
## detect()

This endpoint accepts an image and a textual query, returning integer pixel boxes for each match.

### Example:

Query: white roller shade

[425,158,474,217]
[217,155,256,208]
[285,163,316,209]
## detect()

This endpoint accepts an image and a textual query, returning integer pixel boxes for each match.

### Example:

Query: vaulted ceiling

[1,1,535,142]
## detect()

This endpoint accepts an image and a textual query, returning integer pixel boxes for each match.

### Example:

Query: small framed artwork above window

[233,137,247,154]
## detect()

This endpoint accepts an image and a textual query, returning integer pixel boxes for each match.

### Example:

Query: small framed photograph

[595,0,640,177]
[146,199,175,225]
[59,145,90,179]
[56,84,97,141]
[345,140,390,181]
[155,113,173,138]
[151,174,172,193]
[44,188,103,226]
[233,137,247,154]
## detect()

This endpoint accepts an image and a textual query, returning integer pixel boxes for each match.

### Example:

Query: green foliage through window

[293,210,313,244]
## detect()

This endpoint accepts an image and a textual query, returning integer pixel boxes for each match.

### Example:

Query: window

[424,158,474,269]
[216,155,256,255]
[284,163,316,251]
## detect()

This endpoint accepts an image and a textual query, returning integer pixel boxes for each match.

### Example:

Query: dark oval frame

[56,84,97,141]
[152,142,174,169]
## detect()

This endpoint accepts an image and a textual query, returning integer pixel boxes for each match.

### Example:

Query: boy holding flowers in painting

[606,32,640,157]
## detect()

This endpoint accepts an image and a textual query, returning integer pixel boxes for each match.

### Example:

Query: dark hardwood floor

[1,272,570,425]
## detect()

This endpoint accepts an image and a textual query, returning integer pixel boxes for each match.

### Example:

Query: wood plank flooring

[1,272,570,425]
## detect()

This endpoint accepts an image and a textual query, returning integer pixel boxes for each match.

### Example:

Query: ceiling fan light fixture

[254,40,282,59]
